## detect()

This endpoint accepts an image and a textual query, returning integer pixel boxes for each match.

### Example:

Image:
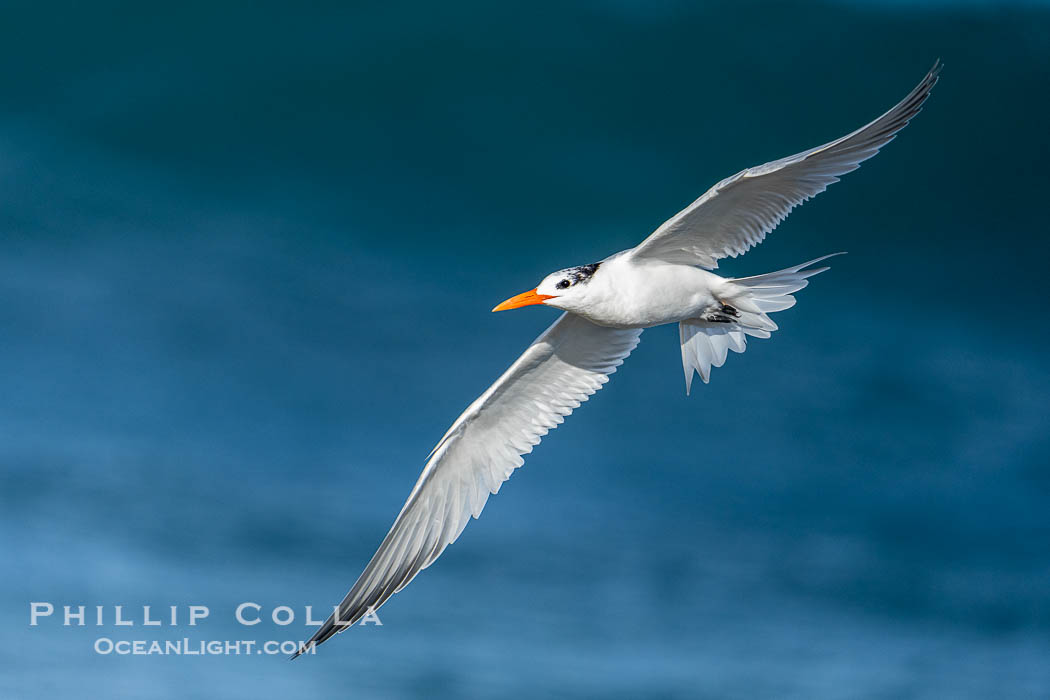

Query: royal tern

[294,63,939,657]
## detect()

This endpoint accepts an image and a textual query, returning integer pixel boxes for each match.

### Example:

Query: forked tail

[679,253,844,394]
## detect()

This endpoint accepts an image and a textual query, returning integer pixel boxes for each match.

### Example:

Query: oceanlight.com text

[93,638,314,656]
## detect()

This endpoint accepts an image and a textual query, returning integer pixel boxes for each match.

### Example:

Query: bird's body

[294,63,940,658]
[552,253,729,329]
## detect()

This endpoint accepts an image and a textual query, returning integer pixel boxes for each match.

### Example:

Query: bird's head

[492,262,602,314]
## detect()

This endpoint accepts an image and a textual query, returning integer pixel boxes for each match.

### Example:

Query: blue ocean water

[3,1,1049,698]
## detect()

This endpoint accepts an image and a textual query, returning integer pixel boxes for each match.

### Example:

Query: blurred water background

[3,1,1049,698]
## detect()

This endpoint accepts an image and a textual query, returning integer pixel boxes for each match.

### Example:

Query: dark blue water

[4,1,1050,698]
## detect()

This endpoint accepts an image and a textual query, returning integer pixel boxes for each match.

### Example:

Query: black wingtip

[927,59,944,84]
[289,642,312,661]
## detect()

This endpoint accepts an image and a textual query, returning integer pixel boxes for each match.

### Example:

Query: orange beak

[492,288,556,312]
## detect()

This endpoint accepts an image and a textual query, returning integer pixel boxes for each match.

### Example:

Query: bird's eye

[555,279,570,290]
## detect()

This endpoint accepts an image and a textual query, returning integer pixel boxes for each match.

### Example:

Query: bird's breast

[578,262,719,329]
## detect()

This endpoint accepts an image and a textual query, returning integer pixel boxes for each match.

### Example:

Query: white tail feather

[679,253,843,394]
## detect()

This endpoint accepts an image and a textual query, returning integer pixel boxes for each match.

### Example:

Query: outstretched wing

[295,313,643,657]
[628,62,941,269]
